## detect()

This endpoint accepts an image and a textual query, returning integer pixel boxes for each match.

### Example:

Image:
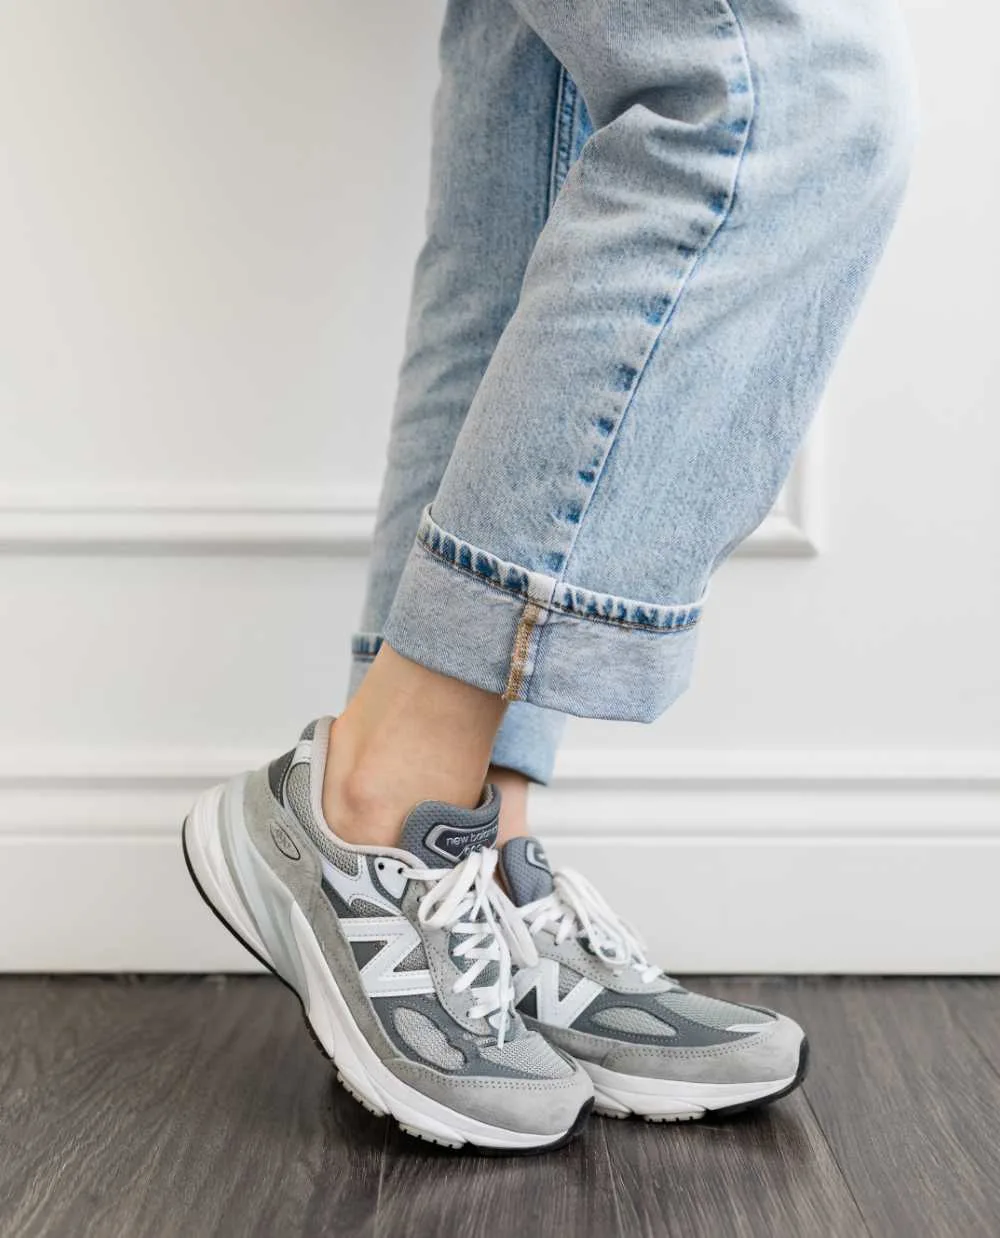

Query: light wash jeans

[349,0,917,783]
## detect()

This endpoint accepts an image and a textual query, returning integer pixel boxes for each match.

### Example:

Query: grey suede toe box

[604,1013,806,1084]
[386,1057,594,1137]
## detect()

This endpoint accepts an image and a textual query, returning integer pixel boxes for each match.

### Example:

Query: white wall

[1,0,997,972]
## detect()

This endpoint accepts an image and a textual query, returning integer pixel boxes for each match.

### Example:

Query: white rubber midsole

[184,778,571,1149]
[582,1058,798,1118]
[184,780,273,967]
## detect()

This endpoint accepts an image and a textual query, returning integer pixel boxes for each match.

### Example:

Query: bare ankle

[321,645,506,849]
[488,764,531,847]
[321,729,403,848]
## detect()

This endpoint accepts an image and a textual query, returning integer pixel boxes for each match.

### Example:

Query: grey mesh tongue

[499,837,555,906]
[399,785,500,868]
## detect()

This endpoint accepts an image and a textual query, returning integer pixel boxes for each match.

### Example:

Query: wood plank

[0,976,125,1100]
[5,977,1000,1238]
[375,976,861,1238]
[374,1111,622,1238]
[743,976,1000,1238]
[947,977,1000,1075]
[0,977,386,1238]
[601,977,865,1238]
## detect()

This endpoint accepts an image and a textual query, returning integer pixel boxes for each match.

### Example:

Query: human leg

[380,0,916,724]
[339,0,916,1118]
[348,0,590,788]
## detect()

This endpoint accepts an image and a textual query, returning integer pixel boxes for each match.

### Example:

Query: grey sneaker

[499,837,808,1123]
[182,719,593,1152]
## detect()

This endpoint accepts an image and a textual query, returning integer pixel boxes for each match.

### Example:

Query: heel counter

[244,766,323,902]
[267,747,295,804]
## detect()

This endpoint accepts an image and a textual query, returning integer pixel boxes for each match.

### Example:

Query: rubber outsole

[181,818,592,1156]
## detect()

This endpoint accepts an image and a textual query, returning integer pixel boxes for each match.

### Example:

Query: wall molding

[3,743,997,973]
[2,745,997,839]
[0,434,820,556]
[0,486,378,554]
[736,430,820,557]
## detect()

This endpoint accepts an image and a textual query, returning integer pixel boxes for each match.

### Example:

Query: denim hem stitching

[414,508,701,635]
[351,633,383,661]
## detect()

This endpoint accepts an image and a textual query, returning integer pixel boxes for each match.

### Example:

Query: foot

[499,837,808,1122]
[181,718,592,1152]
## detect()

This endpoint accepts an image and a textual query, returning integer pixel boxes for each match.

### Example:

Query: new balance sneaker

[182,720,593,1152]
[499,837,808,1123]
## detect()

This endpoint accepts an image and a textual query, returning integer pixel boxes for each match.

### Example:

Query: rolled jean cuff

[349,636,566,783]
[380,505,702,723]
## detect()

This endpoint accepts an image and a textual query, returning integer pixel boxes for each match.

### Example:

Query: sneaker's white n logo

[321,855,434,999]
[340,916,435,999]
[514,959,602,1027]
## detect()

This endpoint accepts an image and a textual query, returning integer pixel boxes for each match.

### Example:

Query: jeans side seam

[547,65,577,213]
[550,6,758,591]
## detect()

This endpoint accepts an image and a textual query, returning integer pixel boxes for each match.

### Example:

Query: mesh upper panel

[476,960,500,987]
[481,1032,573,1078]
[558,965,581,999]
[393,1008,464,1071]
[657,991,773,1031]
[501,838,554,906]
[591,1007,677,1037]
[284,763,359,876]
[397,944,429,972]
[325,846,360,876]
[349,898,387,917]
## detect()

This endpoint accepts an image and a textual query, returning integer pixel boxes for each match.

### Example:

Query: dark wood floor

[2,977,999,1238]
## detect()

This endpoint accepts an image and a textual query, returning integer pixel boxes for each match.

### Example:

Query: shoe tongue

[499,836,555,906]
[399,785,500,868]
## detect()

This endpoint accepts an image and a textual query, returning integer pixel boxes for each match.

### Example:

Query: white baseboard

[2,747,997,973]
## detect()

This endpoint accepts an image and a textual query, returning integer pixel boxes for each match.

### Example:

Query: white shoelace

[405,848,538,1046]
[519,868,671,986]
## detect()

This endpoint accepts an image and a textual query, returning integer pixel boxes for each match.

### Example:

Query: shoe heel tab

[299,715,334,744]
